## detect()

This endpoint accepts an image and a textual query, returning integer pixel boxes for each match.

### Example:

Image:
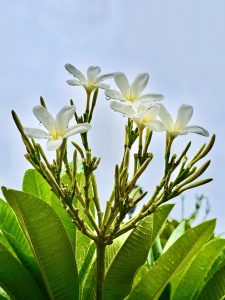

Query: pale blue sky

[0,0,225,231]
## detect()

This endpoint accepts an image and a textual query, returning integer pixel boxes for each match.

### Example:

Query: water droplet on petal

[39,122,43,126]
[106,96,110,101]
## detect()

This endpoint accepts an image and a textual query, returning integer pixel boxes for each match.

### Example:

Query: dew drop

[106,96,110,101]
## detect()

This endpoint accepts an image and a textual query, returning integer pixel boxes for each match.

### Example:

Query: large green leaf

[128,219,216,300]
[198,265,225,300]
[79,242,96,285]
[81,261,97,300]
[172,238,225,300]
[0,233,15,257]
[22,169,76,251]
[104,204,174,300]
[163,220,186,253]
[0,198,30,254]
[0,242,45,300]
[3,188,79,300]
[0,198,43,287]
[105,234,128,270]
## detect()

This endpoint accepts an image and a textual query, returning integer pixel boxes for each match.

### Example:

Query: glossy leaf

[198,265,225,300]
[3,188,79,300]
[22,169,76,251]
[0,242,44,300]
[81,260,97,300]
[172,238,225,300]
[104,204,174,300]
[128,219,215,300]
[0,198,43,287]
[79,242,96,285]
[163,220,186,253]
[0,198,30,255]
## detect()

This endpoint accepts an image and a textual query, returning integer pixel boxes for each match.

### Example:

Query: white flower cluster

[106,72,209,137]
[24,64,209,151]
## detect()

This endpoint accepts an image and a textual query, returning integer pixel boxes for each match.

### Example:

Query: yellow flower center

[140,115,151,125]
[51,130,63,140]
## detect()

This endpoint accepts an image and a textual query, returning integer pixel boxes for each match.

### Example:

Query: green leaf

[0,242,45,300]
[0,198,43,287]
[0,198,30,255]
[3,188,79,300]
[22,169,76,251]
[0,232,15,257]
[128,219,216,300]
[172,238,225,300]
[2,230,47,292]
[75,229,92,272]
[105,234,128,270]
[0,287,10,300]
[22,169,51,201]
[163,220,186,253]
[79,242,96,285]
[198,265,225,300]
[132,265,149,288]
[104,204,174,300]
[81,260,97,300]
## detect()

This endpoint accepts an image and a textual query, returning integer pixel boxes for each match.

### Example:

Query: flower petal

[110,100,136,117]
[138,93,164,103]
[55,105,76,133]
[130,73,149,98]
[65,64,86,82]
[64,123,92,138]
[142,105,160,120]
[145,120,165,132]
[47,137,63,151]
[33,106,55,132]
[105,89,125,101]
[66,79,82,86]
[175,104,193,130]
[178,125,209,137]
[23,128,50,139]
[97,73,115,83]
[86,66,101,83]
[158,104,174,131]
[97,83,110,90]
[114,72,130,97]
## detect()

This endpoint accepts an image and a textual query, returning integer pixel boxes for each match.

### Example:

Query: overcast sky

[0,0,225,232]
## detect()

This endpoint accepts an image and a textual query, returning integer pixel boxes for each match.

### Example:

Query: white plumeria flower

[158,103,209,137]
[110,100,165,131]
[24,105,91,151]
[65,64,114,92]
[106,72,164,106]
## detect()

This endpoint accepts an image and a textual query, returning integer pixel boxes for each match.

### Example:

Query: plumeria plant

[1,63,221,300]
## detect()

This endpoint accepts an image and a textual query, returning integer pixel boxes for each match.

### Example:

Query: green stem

[96,242,106,300]
[138,127,143,165]
[91,174,103,227]
[165,133,174,174]
[86,91,91,117]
